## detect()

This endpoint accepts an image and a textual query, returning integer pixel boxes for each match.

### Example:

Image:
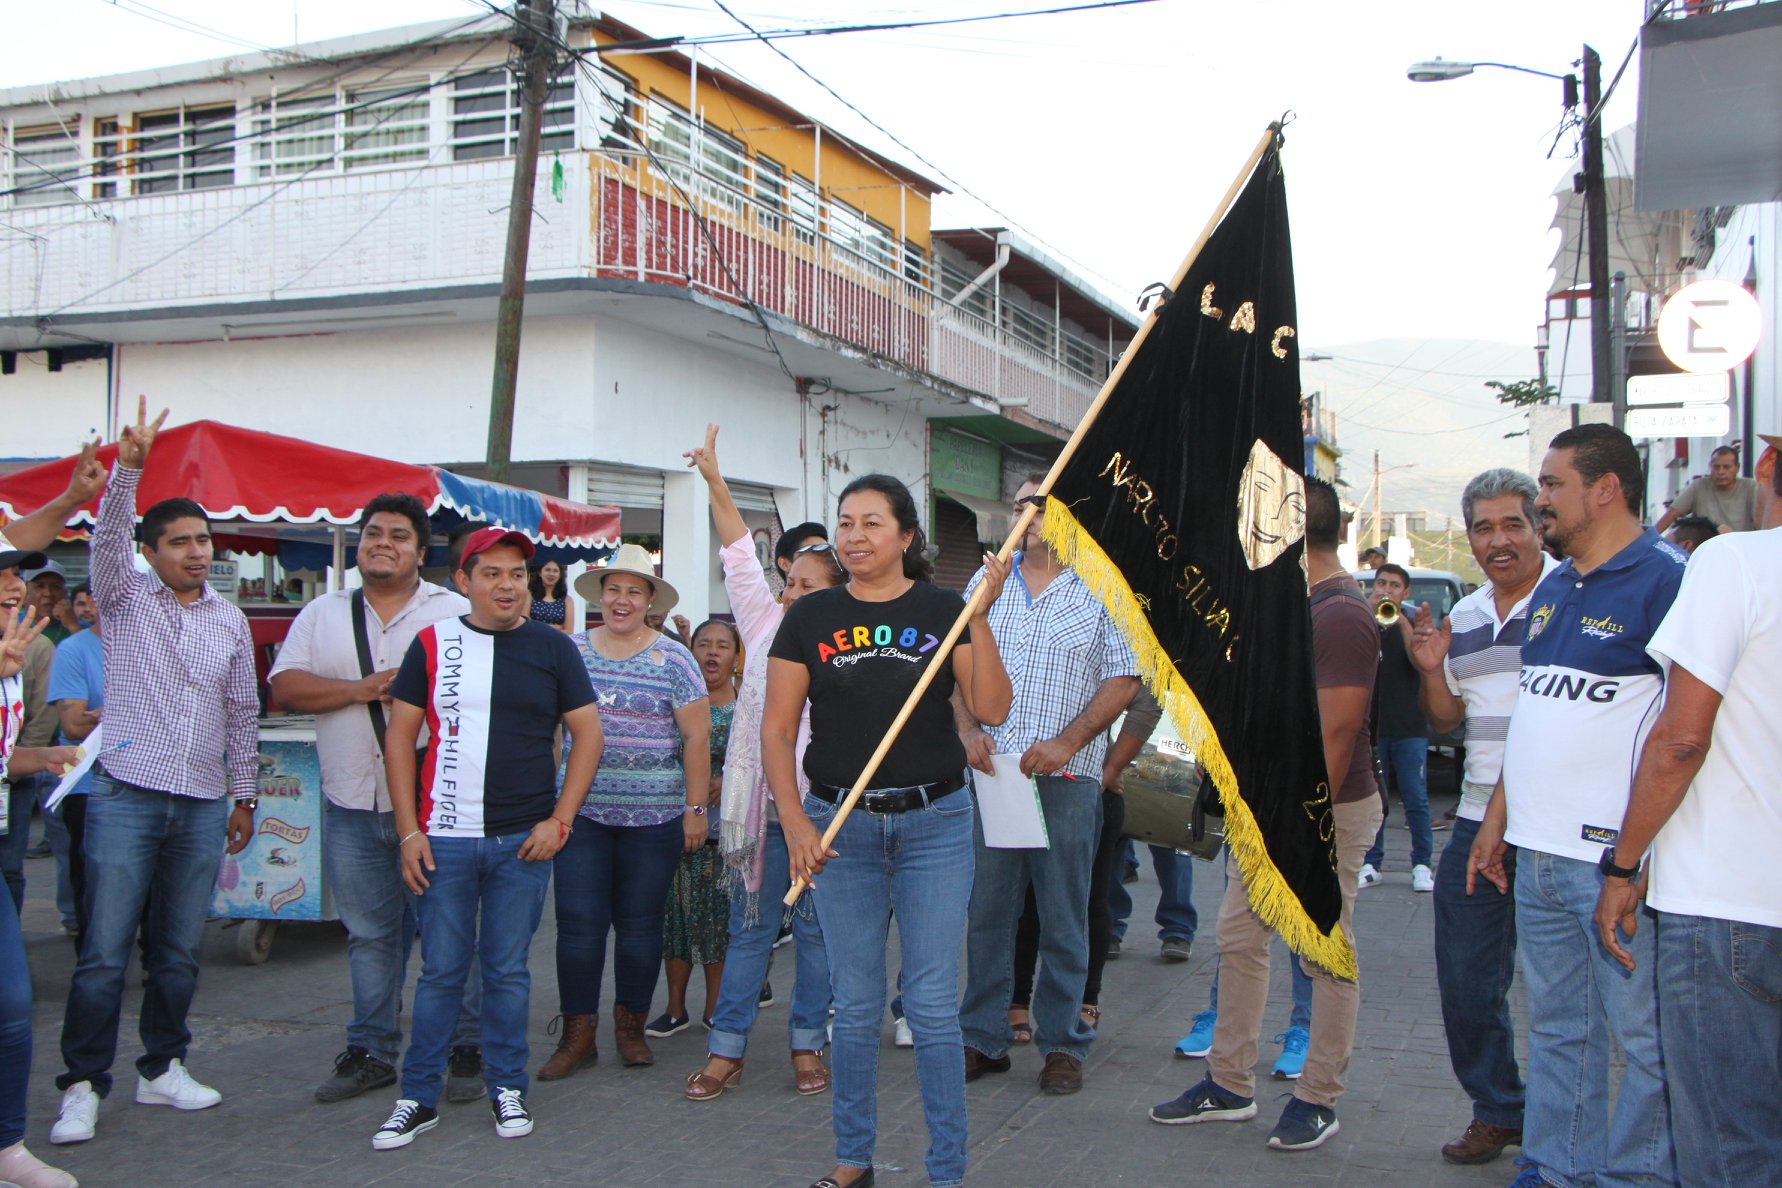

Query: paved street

[14,782,1525,1187]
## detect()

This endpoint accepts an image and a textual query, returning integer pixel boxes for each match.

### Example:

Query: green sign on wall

[930,426,1003,500]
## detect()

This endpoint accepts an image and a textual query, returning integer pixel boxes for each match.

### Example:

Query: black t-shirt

[769,581,972,789]
[1374,617,1430,740]
[391,617,596,838]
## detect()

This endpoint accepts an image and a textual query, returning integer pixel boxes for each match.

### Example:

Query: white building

[0,7,1135,619]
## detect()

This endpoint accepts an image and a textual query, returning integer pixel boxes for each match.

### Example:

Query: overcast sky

[1,0,1647,513]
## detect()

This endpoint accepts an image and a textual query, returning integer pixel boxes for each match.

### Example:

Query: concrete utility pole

[485,0,558,484]
[1579,43,1613,415]
[1371,449,1383,549]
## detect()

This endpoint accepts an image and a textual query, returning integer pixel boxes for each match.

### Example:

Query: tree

[1484,377,1559,408]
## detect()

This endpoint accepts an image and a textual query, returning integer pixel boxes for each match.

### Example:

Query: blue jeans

[552,818,684,1014]
[1656,911,1782,1186]
[707,820,832,1058]
[961,776,1100,1060]
[400,833,551,1108]
[1433,815,1523,1129]
[1109,841,1196,943]
[1516,851,1675,1187]
[58,774,227,1096]
[325,802,479,1065]
[805,789,975,1188]
[1,874,30,1146]
[1366,737,1432,869]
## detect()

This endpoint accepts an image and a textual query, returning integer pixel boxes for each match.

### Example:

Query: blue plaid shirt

[965,553,1138,779]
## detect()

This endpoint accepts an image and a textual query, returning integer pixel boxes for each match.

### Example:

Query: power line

[709,0,1141,301]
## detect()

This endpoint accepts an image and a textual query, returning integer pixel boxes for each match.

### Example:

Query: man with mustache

[1469,424,1686,1188]
[1403,468,1555,1166]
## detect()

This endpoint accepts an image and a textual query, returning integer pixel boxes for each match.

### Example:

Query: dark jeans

[58,774,227,1096]
[1433,816,1524,1129]
[1,872,29,1146]
[1366,736,1433,869]
[1084,790,1124,1005]
[552,818,685,1015]
[0,778,42,913]
[1010,886,1039,1008]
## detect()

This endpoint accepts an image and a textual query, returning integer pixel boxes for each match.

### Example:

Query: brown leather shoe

[1441,1119,1522,1165]
[1038,1051,1083,1095]
[613,1004,656,1067]
[537,1013,597,1081]
[963,1046,1011,1082]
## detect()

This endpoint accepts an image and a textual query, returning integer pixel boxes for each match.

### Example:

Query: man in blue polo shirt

[1469,424,1685,1188]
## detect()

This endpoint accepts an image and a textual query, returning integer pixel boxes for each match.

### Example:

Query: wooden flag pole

[784,122,1283,905]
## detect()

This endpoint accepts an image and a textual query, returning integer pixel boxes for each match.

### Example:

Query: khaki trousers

[1207,795,1381,1107]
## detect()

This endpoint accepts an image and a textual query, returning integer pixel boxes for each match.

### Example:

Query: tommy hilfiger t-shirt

[391,616,596,838]
[1501,530,1687,863]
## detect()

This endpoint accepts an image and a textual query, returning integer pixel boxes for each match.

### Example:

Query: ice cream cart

[0,419,623,963]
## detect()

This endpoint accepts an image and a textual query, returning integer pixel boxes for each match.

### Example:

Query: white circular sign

[1657,279,1761,374]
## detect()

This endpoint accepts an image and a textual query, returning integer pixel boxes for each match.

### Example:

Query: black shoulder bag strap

[350,589,389,754]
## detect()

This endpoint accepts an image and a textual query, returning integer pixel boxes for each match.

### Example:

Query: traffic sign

[1625,404,1731,438]
[1656,280,1761,374]
[1626,373,1730,407]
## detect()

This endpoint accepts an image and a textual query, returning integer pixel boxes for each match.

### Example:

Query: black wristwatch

[1598,849,1640,880]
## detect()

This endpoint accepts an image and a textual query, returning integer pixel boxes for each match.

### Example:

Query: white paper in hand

[976,753,1050,849]
[45,724,103,813]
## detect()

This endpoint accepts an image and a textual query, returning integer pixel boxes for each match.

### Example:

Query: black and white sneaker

[1148,1076,1257,1125]
[491,1087,533,1139]
[314,1046,397,1104]
[371,1099,438,1150]
[1268,1096,1340,1151]
[644,1012,691,1037]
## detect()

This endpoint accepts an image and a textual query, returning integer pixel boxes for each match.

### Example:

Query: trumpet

[1374,599,1400,627]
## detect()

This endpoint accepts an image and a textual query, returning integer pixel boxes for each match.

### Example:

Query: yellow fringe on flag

[1041,502,1359,982]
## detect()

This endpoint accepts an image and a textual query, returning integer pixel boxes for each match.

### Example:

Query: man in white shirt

[1405,468,1555,1167]
[268,494,483,1105]
[1594,434,1781,1186]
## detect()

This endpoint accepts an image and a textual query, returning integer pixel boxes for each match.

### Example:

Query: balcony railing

[3,145,1112,429]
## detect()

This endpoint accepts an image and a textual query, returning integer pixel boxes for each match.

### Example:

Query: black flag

[1040,141,1352,977]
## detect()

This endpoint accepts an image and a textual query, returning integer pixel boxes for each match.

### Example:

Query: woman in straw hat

[536,544,710,1078]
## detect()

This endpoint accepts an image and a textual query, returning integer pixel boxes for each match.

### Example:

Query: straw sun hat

[572,542,679,617]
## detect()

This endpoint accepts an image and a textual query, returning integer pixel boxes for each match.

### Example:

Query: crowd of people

[0,403,1775,1188]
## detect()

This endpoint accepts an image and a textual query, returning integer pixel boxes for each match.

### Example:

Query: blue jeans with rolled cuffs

[400,832,551,1108]
[806,786,976,1188]
[324,801,480,1066]
[707,820,832,1059]
[58,773,228,1096]
[1656,910,1782,1187]
[1515,850,1674,1187]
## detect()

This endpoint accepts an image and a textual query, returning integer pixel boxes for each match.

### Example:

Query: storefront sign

[1657,279,1761,374]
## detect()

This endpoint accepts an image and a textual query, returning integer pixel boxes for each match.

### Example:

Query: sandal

[807,1170,874,1188]
[1008,1007,1033,1045]
[1080,1004,1102,1029]
[791,1048,830,1095]
[684,1054,743,1101]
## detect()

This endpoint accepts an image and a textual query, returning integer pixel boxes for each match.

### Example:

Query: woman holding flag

[763,474,1010,1188]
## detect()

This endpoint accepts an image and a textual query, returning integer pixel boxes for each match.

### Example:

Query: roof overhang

[932,228,1138,336]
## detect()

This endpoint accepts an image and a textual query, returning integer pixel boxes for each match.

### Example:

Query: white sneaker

[894,1016,914,1048]
[490,1087,533,1139]
[136,1059,222,1110]
[1357,863,1380,889]
[1412,864,1436,893]
[48,1082,98,1145]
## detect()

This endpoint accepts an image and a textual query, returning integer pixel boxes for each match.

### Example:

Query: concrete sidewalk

[12,788,1523,1186]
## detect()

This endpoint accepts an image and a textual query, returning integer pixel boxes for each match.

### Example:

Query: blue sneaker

[1267,1096,1339,1150]
[1507,1157,1548,1187]
[1270,1026,1310,1080]
[1148,1076,1256,1125]
[1174,1009,1217,1059]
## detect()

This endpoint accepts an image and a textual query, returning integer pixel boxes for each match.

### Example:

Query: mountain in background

[1309,337,1538,524]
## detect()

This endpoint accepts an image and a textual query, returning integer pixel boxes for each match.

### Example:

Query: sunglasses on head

[795,542,837,556]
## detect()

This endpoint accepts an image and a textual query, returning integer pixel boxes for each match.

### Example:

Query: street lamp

[1409,47,1613,414]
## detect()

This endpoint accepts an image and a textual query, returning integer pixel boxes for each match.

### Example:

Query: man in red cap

[370,527,604,1151]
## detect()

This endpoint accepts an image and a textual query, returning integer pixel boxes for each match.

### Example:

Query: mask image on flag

[1236,438,1305,571]
[1038,135,1353,978]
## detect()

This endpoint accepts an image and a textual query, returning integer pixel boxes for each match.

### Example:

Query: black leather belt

[808,772,966,814]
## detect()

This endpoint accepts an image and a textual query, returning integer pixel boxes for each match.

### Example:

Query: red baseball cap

[457,526,535,569]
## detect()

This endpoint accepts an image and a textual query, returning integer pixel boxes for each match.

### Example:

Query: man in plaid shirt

[955,478,1139,1096]
[52,400,261,1147]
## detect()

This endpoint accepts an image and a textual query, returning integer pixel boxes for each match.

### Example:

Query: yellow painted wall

[595,36,932,249]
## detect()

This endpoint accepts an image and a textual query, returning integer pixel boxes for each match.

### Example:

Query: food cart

[0,420,622,962]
